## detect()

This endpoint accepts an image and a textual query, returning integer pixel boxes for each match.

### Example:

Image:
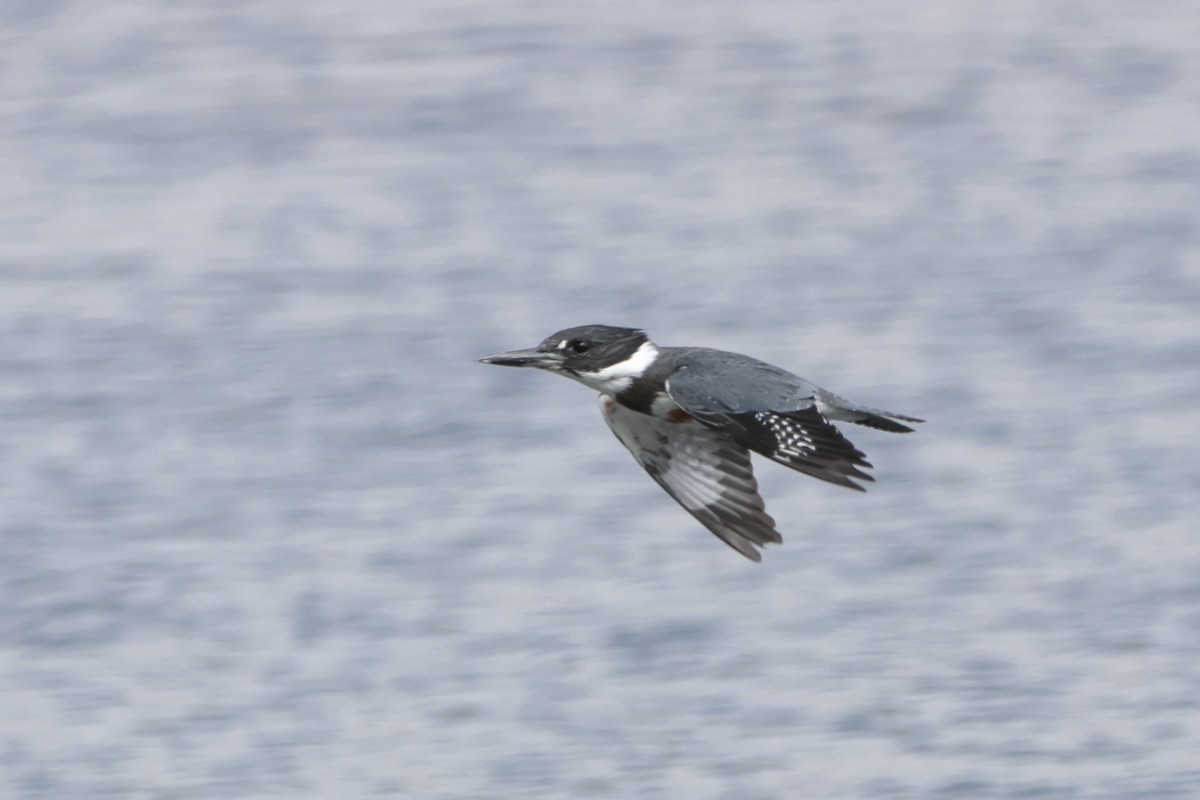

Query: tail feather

[815,391,924,434]
[849,411,924,434]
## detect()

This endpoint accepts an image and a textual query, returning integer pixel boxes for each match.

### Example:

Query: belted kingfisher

[479,325,922,561]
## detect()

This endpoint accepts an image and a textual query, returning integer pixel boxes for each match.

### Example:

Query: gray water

[2,2,1199,798]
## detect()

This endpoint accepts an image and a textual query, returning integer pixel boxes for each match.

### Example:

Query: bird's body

[480,325,922,560]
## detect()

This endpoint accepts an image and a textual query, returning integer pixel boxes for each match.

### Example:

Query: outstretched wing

[599,397,781,561]
[665,367,877,491]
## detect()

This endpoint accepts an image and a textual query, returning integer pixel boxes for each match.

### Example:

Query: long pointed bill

[477,348,565,369]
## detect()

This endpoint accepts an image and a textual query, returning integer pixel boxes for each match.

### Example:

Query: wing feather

[600,398,781,561]
[666,374,877,490]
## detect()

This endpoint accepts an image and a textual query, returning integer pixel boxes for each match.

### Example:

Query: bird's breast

[613,382,693,423]
[644,394,686,424]
[648,393,692,423]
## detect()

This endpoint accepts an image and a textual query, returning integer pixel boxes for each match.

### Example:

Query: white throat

[573,341,659,395]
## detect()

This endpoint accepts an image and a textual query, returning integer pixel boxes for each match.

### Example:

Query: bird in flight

[479,325,922,560]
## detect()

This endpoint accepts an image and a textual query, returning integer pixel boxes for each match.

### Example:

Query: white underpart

[573,341,659,395]
[650,393,684,418]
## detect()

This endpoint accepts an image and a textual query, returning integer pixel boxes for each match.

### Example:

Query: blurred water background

[2,1,1199,798]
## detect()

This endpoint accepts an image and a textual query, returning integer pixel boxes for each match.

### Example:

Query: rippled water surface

[2,2,1199,798]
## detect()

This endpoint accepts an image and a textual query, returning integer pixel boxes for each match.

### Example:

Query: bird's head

[479,325,658,393]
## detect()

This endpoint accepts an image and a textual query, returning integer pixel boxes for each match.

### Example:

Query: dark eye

[570,339,590,354]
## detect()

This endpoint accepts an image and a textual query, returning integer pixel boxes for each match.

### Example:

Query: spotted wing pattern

[599,397,781,561]
[664,368,877,491]
[726,406,876,491]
